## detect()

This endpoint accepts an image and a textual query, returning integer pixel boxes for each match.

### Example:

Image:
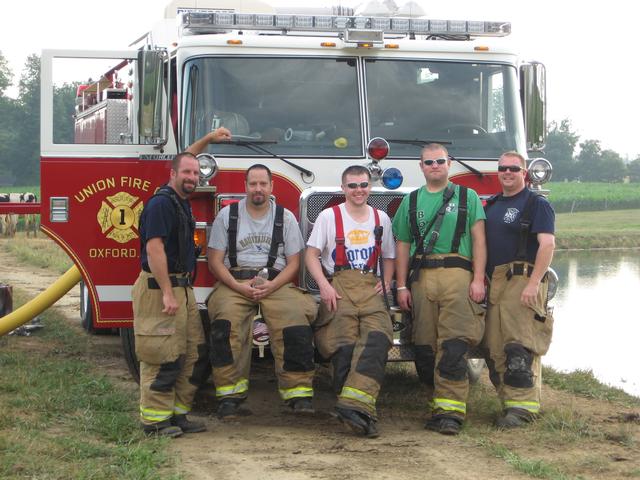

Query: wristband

[396,286,408,291]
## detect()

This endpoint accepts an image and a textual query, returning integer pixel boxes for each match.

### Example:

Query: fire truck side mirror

[520,61,546,152]
[138,48,169,146]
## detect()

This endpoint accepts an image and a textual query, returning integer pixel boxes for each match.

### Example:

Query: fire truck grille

[300,190,407,293]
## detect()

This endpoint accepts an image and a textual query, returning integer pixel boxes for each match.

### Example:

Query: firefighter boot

[171,414,207,433]
[425,415,462,436]
[334,407,379,438]
[289,397,315,415]
[217,398,242,419]
[142,420,183,438]
[495,408,534,429]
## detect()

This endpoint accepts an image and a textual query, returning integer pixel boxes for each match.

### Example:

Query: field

[1,235,640,479]
[547,182,640,213]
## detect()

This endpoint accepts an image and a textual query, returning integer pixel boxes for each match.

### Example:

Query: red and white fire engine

[39,0,552,376]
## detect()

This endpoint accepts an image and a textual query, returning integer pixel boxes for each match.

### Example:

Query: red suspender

[332,205,347,268]
[332,205,381,272]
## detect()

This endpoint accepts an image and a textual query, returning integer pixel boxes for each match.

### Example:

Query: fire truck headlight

[197,153,218,185]
[527,158,552,185]
[382,167,403,190]
[546,267,559,302]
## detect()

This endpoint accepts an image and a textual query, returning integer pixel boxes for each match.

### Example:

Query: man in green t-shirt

[392,143,487,435]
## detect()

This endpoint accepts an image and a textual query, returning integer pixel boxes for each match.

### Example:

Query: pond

[546,249,640,397]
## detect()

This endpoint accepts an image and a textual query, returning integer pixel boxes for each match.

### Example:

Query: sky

[2,0,638,159]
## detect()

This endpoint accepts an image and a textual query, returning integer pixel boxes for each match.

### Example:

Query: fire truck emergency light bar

[180,11,511,38]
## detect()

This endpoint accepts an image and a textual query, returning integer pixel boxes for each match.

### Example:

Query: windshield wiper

[222,139,315,183]
[386,139,483,178]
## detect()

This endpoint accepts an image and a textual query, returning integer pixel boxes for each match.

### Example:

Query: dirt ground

[2,242,639,480]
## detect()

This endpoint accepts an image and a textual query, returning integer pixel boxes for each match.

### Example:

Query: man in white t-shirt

[305,165,396,438]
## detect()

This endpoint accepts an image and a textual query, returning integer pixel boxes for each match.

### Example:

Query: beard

[249,192,266,206]
[179,179,197,196]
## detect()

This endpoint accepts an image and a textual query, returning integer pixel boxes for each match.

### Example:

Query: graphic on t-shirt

[445,202,457,214]
[503,208,519,224]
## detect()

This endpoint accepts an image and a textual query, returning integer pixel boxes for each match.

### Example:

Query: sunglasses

[423,158,447,166]
[498,165,523,173]
[345,181,369,189]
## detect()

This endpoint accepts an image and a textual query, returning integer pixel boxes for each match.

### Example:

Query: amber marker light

[384,44,399,49]
[321,42,336,47]
[474,46,490,51]
[357,42,374,48]
[194,228,208,256]
[227,39,243,45]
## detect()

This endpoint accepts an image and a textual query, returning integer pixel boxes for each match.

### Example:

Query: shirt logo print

[503,208,519,224]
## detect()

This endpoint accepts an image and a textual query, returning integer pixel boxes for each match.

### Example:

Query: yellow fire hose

[0,265,82,336]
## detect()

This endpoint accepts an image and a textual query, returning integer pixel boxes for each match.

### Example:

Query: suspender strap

[451,186,468,253]
[365,208,381,273]
[408,189,420,249]
[332,205,348,269]
[228,202,239,268]
[516,191,538,260]
[407,184,456,285]
[266,205,284,269]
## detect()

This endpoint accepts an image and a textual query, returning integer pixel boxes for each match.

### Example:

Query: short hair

[341,165,371,184]
[172,152,197,171]
[500,151,526,168]
[421,143,449,159]
[245,164,272,181]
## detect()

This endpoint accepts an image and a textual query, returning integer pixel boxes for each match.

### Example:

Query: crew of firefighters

[133,128,555,438]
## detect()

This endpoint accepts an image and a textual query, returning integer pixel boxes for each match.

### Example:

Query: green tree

[13,54,40,185]
[53,82,79,144]
[628,157,640,182]
[0,50,13,97]
[576,139,602,181]
[545,119,579,181]
[599,149,626,182]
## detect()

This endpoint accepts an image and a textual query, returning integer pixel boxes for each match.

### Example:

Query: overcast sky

[2,0,638,159]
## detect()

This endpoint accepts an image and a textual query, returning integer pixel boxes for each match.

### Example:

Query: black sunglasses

[498,165,523,173]
[423,158,447,166]
[345,181,369,189]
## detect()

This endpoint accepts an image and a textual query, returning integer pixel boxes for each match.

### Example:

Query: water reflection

[547,249,640,396]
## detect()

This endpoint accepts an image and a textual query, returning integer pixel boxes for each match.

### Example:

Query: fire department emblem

[97,191,144,243]
[503,208,520,224]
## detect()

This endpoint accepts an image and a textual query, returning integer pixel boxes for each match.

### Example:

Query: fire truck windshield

[365,60,525,159]
[181,56,363,157]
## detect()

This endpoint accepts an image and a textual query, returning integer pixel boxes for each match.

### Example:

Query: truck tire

[79,280,94,333]
[120,327,140,383]
[467,358,486,384]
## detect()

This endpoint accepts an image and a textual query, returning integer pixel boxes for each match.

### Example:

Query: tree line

[1,51,639,186]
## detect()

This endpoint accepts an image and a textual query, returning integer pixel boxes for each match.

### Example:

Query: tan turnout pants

[207,281,317,402]
[314,270,393,419]
[483,262,553,415]
[410,255,486,421]
[132,271,208,425]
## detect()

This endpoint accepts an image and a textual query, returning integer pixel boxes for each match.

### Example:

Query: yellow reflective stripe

[140,406,173,422]
[174,402,190,415]
[339,386,376,407]
[216,378,249,398]
[279,386,313,400]
[433,398,466,414]
[504,400,540,413]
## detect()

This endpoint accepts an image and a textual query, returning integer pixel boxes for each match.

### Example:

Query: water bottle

[253,267,269,286]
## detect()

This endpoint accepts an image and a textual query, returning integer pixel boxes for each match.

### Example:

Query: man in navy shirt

[482,151,555,428]
[133,128,231,437]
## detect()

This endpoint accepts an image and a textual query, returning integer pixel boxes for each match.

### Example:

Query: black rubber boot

[142,419,183,438]
[171,414,207,433]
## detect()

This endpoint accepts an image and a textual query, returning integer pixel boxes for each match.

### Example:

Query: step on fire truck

[40,0,554,378]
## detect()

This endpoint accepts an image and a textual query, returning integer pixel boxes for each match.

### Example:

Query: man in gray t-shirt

[206,164,317,419]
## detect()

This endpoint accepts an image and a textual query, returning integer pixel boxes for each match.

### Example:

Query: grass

[0,233,73,274]
[542,366,640,406]
[486,443,571,480]
[0,289,181,480]
[548,182,640,213]
[555,209,640,249]
[0,186,40,197]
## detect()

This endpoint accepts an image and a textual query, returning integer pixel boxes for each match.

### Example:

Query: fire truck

[39,0,553,378]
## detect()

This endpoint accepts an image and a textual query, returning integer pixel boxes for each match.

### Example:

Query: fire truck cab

[40,0,550,377]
